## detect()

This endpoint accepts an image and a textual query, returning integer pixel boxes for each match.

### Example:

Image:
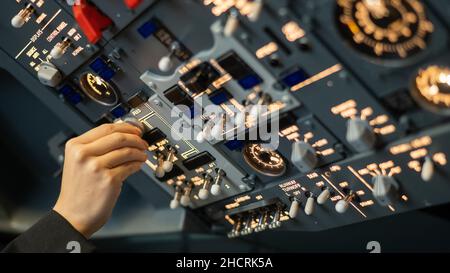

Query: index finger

[76,123,143,144]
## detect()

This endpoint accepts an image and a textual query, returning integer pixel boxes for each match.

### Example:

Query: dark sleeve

[1,210,95,253]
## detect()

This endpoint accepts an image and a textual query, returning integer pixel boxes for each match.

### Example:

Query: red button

[73,0,113,44]
[124,0,143,9]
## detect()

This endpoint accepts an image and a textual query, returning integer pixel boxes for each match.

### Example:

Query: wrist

[53,204,94,239]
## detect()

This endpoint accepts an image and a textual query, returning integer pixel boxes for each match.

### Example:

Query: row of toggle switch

[228,204,284,238]
[169,168,227,209]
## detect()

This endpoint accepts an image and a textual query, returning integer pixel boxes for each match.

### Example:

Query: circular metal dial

[79,73,119,106]
[243,143,286,177]
[411,65,450,115]
[336,0,434,62]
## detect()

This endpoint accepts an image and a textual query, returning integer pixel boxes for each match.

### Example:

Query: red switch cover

[73,0,113,44]
[124,0,143,9]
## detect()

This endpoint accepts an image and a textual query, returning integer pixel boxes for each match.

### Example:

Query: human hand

[53,123,148,238]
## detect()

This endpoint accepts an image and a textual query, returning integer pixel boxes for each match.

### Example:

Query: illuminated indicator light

[67,28,77,37]
[408,160,422,172]
[360,200,374,207]
[401,195,409,201]
[256,42,278,59]
[379,160,394,170]
[315,181,325,187]
[331,100,357,115]
[341,107,358,118]
[433,153,447,165]
[331,196,342,202]
[369,114,389,126]
[255,195,263,200]
[282,21,305,42]
[410,148,428,159]
[320,148,335,156]
[225,203,240,210]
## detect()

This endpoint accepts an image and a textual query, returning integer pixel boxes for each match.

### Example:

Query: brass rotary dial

[336,0,434,62]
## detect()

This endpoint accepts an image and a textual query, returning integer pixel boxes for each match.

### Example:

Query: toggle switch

[155,152,166,178]
[180,182,194,207]
[254,211,269,232]
[196,120,214,143]
[158,42,180,72]
[304,194,315,216]
[123,0,143,9]
[169,186,182,210]
[211,168,226,196]
[73,0,113,44]
[288,198,300,219]
[317,188,331,205]
[11,4,34,29]
[50,37,72,60]
[269,207,282,229]
[162,145,177,172]
[335,191,356,214]
[224,9,240,37]
[421,156,434,182]
[198,173,213,200]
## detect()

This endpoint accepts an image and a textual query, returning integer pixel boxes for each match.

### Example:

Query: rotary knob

[372,175,399,206]
[346,117,376,152]
[291,141,318,173]
[37,62,62,87]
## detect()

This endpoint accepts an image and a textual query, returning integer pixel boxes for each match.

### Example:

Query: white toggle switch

[335,199,350,214]
[155,153,166,178]
[50,38,71,59]
[158,42,180,72]
[291,141,318,173]
[11,4,34,28]
[162,146,176,172]
[421,157,434,182]
[317,188,330,205]
[37,62,62,87]
[304,196,315,216]
[247,0,263,22]
[372,175,399,206]
[180,183,193,207]
[169,188,182,210]
[224,9,239,37]
[196,121,213,143]
[346,117,376,152]
[211,169,226,196]
[289,199,300,219]
[198,174,212,200]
